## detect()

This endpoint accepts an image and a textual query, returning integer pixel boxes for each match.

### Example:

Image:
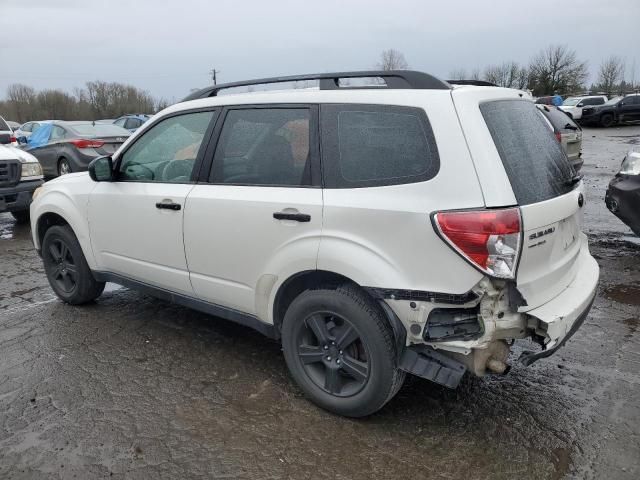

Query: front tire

[11,210,30,224]
[42,225,105,304]
[600,113,614,128]
[281,285,404,417]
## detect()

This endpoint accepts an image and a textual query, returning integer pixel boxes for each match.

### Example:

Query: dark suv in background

[581,94,640,127]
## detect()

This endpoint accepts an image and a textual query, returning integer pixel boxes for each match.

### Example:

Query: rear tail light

[9,136,16,143]
[69,139,105,149]
[555,132,562,142]
[433,208,522,279]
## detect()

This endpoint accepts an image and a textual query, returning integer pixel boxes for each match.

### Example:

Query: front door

[88,109,218,295]
[184,106,323,319]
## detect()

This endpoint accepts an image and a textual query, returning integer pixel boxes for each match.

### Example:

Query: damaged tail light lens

[434,208,522,279]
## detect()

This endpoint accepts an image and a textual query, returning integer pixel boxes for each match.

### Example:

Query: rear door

[184,105,323,318]
[34,125,64,176]
[453,88,585,310]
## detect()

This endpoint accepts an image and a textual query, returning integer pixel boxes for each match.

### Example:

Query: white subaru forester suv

[30,71,599,417]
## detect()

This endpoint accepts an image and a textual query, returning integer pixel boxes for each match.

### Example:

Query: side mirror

[577,103,584,107]
[88,156,114,182]
[18,136,28,144]
[619,102,625,107]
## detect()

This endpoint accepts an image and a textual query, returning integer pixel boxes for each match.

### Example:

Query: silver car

[537,105,583,171]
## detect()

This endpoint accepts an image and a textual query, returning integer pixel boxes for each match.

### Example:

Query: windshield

[604,96,623,106]
[69,123,130,137]
[562,97,581,106]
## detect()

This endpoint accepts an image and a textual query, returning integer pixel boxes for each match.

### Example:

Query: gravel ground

[0,125,639,480]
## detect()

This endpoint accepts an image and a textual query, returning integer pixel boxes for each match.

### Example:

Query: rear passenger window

[210,108,313,186]
[320,104,439,188]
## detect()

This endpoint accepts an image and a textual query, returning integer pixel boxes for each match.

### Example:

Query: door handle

[156,200,181,211]
[273,211,311,222]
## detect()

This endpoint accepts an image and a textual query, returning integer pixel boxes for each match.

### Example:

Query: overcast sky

[0,0,638,101]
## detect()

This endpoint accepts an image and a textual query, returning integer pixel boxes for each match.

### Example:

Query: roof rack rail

[182,70,450,101]
[446,79,497,87]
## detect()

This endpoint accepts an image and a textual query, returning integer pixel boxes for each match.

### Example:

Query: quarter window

[320,104,439,188]
[50,126,66,140]
[210,108,312,186]
[118,111,215,183]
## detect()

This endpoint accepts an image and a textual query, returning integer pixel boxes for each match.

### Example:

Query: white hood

[0,145,39,163]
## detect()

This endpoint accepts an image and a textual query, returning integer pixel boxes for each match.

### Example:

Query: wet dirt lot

[1,126,639,480]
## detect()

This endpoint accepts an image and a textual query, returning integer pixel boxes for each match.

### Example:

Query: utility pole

[210,68,220,85]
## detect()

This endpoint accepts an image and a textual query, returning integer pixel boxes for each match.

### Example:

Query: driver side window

[118,110,216,183]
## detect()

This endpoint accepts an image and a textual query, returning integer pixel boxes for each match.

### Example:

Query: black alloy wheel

[296,312,370,397]
[41,225,105,304]
[281,285,404,417]
[46,238,78,294]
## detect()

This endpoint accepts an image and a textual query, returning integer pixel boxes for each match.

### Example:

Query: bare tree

[376,49,409,71]
[596,56,625,94]
[528,44,588,95]
[447,67,482,81]
[448,68,467,80]
[6,84,37,122]
[483,61,529,89]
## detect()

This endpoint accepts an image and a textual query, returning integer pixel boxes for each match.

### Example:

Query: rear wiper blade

[564,174,583,186]
[564,123,578,130]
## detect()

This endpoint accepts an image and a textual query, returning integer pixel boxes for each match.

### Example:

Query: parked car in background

[6,120,21,131]
[0,115,18,146]
[537,105,583,171]
[13,121,45,141]
[30,70,598,417]
[581,94,640,127]
[25,121,130,177]
[606,150,640,235]
[95,119,116,124]
[113,114,151,132]
[559,95,608,120]
[535,96,555,105]
[0,144,43,223]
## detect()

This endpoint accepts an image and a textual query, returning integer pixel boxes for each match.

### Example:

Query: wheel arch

[271,270,406,353]
[32,192,97,270]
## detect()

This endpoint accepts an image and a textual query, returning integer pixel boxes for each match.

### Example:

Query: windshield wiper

[564,173,583,186]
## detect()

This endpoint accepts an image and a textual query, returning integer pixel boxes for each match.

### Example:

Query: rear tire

[11,210,30,224]
[600,113,614,128]
[281,284,404,417]
[42,225,105,304]
[58,158,71,176]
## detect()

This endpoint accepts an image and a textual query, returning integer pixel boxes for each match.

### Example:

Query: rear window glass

[0,118,9,131]
[480,99,575,206]
[321,104,439,188]
[69,124,130,137]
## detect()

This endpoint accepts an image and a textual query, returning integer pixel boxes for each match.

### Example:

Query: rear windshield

[0,118,9,131]
[538,105,580,131]
[69,123,130,137]
[480,99,575,206]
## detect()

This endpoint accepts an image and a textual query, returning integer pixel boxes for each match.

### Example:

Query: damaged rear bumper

[518,245,599,366]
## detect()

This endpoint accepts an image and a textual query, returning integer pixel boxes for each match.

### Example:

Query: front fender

[31,179,97,270]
